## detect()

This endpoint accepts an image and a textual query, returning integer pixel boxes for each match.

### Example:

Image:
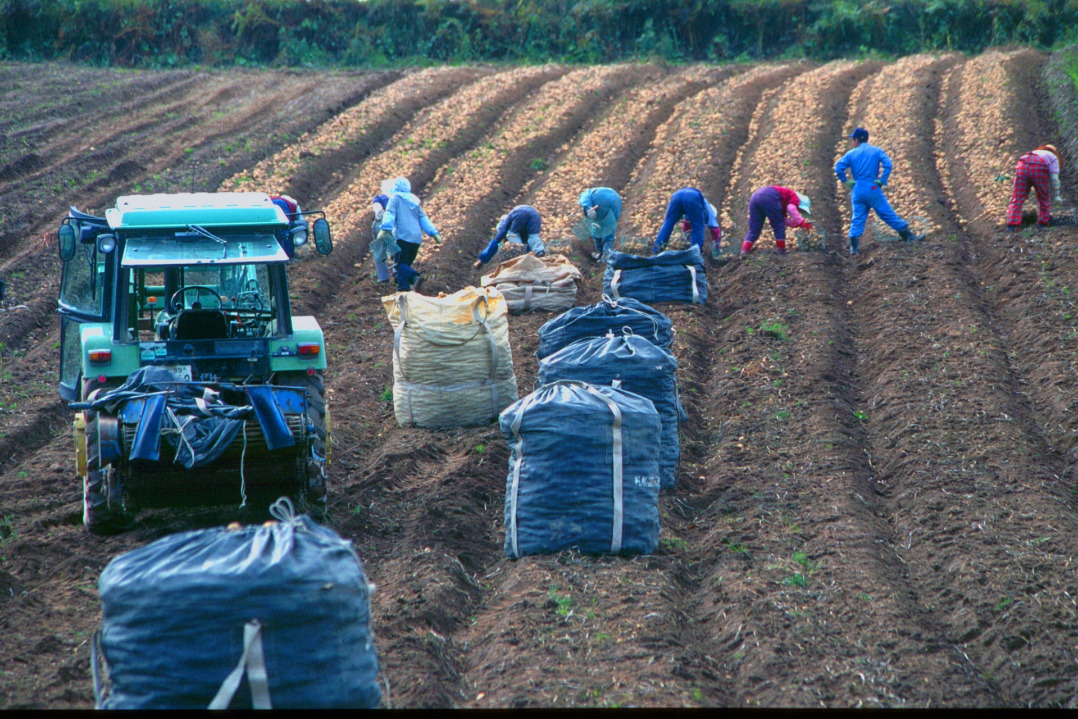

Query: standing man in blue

[578,187,622,261]
[473,205,545,268]
[379,177,440,292]
[653,187,719,254]
[835,127,925,255]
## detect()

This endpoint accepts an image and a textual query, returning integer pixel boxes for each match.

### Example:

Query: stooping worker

[578,186,622,260]
[835,126,925,255]
[680,203,722,256]
[473,204,546,268]
[1006,144,1063,231]
[379,177,440,293]
[369,193,398,283]
[739,186,812,257]
[270,194,300,258]
[652,187,718,254]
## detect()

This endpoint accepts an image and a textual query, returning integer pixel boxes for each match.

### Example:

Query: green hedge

[3,0,1078,68]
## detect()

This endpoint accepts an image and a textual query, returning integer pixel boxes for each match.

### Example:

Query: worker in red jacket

[1006,144,1063,230]
[739,186,812,257]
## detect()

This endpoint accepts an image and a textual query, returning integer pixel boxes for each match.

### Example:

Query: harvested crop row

[622,63,803,242]
[320,66,563,249]
[844,50,1078,706]
[936,49,1078,464]
[936,51,1022,226]
[526,65,715,240]
[226,67,460,196]
[835,53,959,241]
[308,67,655,708]
[722,60,861,250]
[417,65,641,264]
[690,59,985,706]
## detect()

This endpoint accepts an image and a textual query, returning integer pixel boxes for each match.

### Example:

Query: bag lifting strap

[208,619,272,710]
[507,382,625,557]
[686,265,700,304]
[393,294,502,422]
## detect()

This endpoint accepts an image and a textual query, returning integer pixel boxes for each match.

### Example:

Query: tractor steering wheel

[170,285,223,312]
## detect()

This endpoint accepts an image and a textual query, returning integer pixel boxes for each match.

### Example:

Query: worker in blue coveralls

[835,127,925,256]
[578,187,622,261]
[473,205,546,268]
[379,177,440,292]
[652,187,719,254]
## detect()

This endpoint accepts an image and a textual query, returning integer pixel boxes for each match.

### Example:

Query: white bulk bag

[382,286,518,428]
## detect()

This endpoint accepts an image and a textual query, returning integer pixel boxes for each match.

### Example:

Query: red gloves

[801,221,814,232]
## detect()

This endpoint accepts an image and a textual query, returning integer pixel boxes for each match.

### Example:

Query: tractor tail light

[88,349,112,363]
[297,343,320,358]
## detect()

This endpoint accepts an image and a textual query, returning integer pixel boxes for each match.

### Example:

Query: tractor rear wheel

[83,411,135,535]
[276,371,327,517]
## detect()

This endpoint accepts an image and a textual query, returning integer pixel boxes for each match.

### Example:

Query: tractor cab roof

[107,193,292,267]
[106,192,288,231]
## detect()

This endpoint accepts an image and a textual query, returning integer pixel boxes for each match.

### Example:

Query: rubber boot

[849,236,860,256]
[899,226,925,243]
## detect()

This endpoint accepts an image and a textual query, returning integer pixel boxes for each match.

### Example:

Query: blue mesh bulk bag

[501,381,661,558]
[536,296,673,360]
[93,501,381,709]
[603,245,708,305]
[538,332,685,488]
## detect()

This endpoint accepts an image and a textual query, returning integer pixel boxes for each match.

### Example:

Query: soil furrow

[698,59,993,706]
[452,67,752,708]
[311,66,658,707]
[833,50,1078,706]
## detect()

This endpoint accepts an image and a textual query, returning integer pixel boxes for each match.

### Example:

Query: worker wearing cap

[739,186,813,257]
[578,187,622,260]
[835,127,924,255]
[653,187,717,254]
[1006,144,1063,230]
[474,205,545,268]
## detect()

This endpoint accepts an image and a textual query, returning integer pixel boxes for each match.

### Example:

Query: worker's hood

[394,191,423,208]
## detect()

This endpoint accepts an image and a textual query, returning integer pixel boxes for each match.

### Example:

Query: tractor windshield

[130,262,279,341]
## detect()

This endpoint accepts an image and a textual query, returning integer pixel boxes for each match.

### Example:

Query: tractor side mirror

[58,223,77,261]
[312,218,332,255]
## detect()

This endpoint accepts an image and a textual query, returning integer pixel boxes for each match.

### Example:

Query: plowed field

[1,53,1076,708]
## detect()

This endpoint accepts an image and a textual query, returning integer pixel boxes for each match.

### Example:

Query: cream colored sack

[382,286,518,428]
[481,254,581,314]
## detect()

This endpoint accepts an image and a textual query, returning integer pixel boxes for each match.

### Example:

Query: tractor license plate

[164,364,192,381]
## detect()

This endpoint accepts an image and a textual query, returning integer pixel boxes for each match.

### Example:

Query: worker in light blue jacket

[835,127,924,255]
[578,187,622,260]
[474,205,545,268]
[379,177,440,292]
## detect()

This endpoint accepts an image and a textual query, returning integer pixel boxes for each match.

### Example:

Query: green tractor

[56,192,335,534]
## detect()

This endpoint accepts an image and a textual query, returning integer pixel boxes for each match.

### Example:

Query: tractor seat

[173,308,229,340]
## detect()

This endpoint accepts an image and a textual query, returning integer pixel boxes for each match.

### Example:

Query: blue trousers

[654,190,706,253]
[479,233,545,264]
[849,180,907,238]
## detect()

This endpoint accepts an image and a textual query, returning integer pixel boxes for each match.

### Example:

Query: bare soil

[0,54,1075,709]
